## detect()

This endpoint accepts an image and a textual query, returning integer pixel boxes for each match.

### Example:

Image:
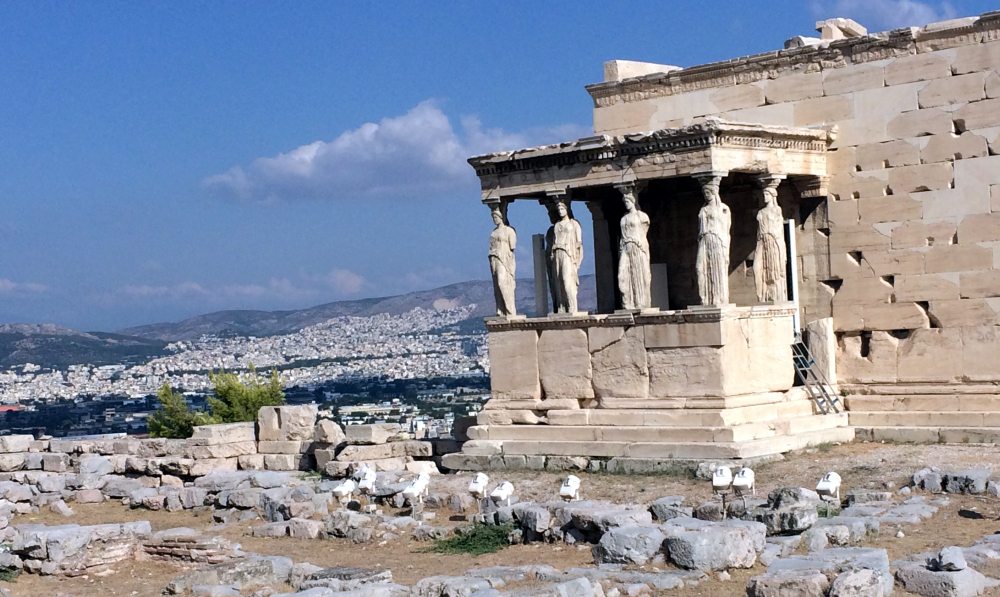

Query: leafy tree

[148,383,209,438]
[206,366,285,423]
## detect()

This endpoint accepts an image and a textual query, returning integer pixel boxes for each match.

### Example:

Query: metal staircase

[792,334,842,415]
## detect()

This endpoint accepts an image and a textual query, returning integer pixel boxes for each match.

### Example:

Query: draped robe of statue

[550,203,583,314]
[696,185,731,306]
[544,207,559,311]
[488,211,517,316]
[617,192,651,310]
[753,190,787,303]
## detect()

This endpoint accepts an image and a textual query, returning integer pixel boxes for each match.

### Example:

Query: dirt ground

[8,442,1000,596]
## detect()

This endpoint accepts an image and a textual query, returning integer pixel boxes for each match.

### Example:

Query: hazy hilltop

[0,277,595,367]
[0,324,167,369]
[119,276,596,343]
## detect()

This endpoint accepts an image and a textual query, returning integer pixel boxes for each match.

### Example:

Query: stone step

[478,424,855,461]
[849,411,1000,427]
[545,400,817,428]
[855,426,1000,444]
[733,426,857,459]
[846,395,1000,412]
[469,413,849,444]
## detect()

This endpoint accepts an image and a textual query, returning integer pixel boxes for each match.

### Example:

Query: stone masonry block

[856,140,920,171]
[955,98,1000,131]
[488,330,540,401]
[648,346,725,398]
[887,162,953,194]
[858,196,922,223]
[257,440,310,455]
[952,41,1000,75]
[963,326,1000,380]
[917,187,990,220]
[960,270,1000,298]
[924,245,993,274]
[0,436,33,454]
[884,52,952,85]
[793,95,853,126]
[894,273,960,301]
[344,423,401,445]
[928,299,998,327]
[921,131,989,164]
[918,72,987,108]
[823,62,885,96]
[891,220,957,249]
[257,405,318,442]
[190,422,256,446]
[589,326,648,400]
[765,72,824,103]
[887,108,954,138]
[537,328,593,401]
[959,213,1000,243]
[897,328,963,383]
[861,303,929,331]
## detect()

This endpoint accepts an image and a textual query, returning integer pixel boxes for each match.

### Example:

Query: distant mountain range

[0,276,596,368]
[0,324,166,369]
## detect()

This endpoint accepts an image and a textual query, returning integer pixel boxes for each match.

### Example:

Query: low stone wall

[0,404,448,481]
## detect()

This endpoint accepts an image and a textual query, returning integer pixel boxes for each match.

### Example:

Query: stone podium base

[442,305,854,472]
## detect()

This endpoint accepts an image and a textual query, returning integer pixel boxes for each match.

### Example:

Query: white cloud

[812,0,958,30]
[111,268,369,305]
[324,269,366,295]
[204,100,589,203]
[0,278,46,295]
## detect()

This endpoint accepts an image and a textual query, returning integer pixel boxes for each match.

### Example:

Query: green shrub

[0,566,19,582]
[428,524,513,555]
[147,384,212,439]
[206,366,285,423]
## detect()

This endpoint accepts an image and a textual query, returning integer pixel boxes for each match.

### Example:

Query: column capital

[691,170,728,184]
[754,173,787,190]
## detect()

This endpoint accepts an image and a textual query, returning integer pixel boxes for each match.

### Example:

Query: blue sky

[0,0,991,330]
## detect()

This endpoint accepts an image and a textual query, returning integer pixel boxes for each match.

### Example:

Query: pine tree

[147,383,207,438]
[206,366,285,423]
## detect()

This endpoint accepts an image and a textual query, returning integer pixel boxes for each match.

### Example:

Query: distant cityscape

[0,306,490,437]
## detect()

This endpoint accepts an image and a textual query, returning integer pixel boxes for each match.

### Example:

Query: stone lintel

[472,119,830,202]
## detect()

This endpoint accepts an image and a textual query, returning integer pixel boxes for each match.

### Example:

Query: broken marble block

[257,405,318,442]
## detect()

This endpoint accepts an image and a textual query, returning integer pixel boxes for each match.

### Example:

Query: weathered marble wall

[588,15,1000,387]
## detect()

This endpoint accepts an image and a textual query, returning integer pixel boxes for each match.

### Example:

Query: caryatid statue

[616,185,651,310]
[695,173,731,306]
[753,175,788,303]
[549,198,583,314]
[487,204,517,317]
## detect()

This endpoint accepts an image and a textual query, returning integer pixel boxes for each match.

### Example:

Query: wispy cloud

[812,0,958,30]
[109,267,368,306]
[0,278,47,296]
[204,100,589,203]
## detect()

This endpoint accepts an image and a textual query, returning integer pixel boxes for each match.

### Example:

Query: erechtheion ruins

[444,11,1000,472]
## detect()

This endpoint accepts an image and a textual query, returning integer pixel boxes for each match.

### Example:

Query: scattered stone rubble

[7,412,1000,596]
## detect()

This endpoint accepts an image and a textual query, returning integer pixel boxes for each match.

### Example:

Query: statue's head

[491,206,504,226]
[700,178,720,204]
[556,200,568,219]
[763,186,778,206]
[622,189,637,212]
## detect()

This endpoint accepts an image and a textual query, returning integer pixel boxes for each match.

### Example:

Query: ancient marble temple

[444,13,1000,472]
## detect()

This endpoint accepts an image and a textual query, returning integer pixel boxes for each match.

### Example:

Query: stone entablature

[468,120,830,201]
[584,11,1000,109]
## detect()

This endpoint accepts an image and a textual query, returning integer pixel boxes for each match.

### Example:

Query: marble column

[753,174,788,303]
[586,200,616,314]
[694,171,731,306]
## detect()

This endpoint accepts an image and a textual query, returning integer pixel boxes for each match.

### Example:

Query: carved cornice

[585,12,1000,108]
[468,120,830,180]
[485,305,796,332]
